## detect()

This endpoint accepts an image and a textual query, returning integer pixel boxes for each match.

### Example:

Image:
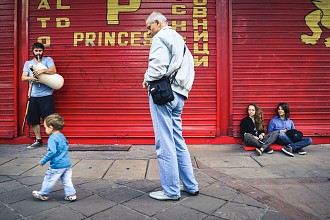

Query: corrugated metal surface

[27,0,217,141]
[232,0,330,137]
[0,0,15,138]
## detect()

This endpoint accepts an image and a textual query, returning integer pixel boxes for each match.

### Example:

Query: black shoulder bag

[148,46,186,105]
[286,129,303,143]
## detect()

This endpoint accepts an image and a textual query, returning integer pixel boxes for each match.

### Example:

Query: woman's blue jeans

[276,131,312,150]
[149,92,198,198]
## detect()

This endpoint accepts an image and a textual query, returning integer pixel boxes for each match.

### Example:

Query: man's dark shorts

[27,95,55,125]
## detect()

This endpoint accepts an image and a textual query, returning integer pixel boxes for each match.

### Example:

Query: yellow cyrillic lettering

[194,42,209,54]
[194,31,208,41]
[193,0,207,6]
[194,56,208,67]
[193,19,208,30]
[193,7,207,18]
[172,20,187,32]
[172,5,186,14]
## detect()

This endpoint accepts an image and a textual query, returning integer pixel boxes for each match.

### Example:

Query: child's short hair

[44,113,64,131]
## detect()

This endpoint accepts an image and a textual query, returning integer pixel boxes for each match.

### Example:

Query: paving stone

[122,179,161,193]
[72,159,113,179]
[0,175,13,183]
[0,158,37,176]
[215,167,282,179]
[0,180,24,193]
[0,202,22,220]
[194,170,217,189]
[213,202,265,220]
[0,156,15,166]
[50,187,93,203]
[103,159,148,180]
[77,179,117,193]
[261,210,292,220]
[26,205,85,220]
[16,176,44,186]
[232,193,267,209]
[22,159,80,177]
[123,193,177,216]
[90,204,147,220]
[0,187,33,204]
[257,183,326,217]
[9,198,61,217]
[153,204,207,220]
[180,194,226,214]
[146,159,160,180]
[98,185,144,204]
[304,181,330,202]
[203,216,226,220]
[197,155,260,168]
[67,194,116,217]
[72,177,96,186]
[201,182,239,201]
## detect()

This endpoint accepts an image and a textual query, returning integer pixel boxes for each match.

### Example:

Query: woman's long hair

[277,102,290,119]
[248,103,264,132]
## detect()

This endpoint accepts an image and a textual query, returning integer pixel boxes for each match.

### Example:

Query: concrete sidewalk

[0,144,329,220]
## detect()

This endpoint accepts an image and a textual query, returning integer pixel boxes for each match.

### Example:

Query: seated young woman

[268,102,312,157]
[240,103,278,156]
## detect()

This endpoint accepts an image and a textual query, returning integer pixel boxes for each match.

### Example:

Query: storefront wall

[0,0,329,144]
[231,0,330,140]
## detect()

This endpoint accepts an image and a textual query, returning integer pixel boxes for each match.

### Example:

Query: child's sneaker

[64,194,77,201]
[32,191,48,201]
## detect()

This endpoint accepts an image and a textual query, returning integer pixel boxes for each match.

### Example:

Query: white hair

[147,11,167,24]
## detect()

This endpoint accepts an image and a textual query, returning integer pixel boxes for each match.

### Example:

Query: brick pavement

[0,144,329,220]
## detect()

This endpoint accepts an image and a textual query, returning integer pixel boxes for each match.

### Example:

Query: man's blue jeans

[40,167,76,196]
[149,92,198,198]
[276,131,312,150]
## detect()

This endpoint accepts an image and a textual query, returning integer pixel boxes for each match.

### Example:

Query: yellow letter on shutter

[107,0,141,25]
[57,0,70,9]
[38,0,50,9]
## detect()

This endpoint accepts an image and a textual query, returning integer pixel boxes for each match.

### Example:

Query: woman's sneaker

[298,148,307,155]
[264,148,274,154]
[282,145,294,157]
[32,191,48,201]
[255,148,263,156]
[64,194,77,201]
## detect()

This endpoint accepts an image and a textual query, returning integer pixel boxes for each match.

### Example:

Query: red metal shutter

[27,0,217,143]
[0,1,16,138]
[232,0,330,138]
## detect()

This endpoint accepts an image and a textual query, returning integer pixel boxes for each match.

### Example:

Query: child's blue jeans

[40,167,76,196]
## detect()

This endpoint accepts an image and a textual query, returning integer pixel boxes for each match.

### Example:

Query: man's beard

[34,54,43,60]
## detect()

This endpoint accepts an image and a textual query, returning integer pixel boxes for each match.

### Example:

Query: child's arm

[40,136,57,165]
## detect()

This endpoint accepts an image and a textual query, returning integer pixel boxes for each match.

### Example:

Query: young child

[32,113,77,201]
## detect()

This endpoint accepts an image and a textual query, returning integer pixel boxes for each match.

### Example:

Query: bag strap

[169,45,186,84]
